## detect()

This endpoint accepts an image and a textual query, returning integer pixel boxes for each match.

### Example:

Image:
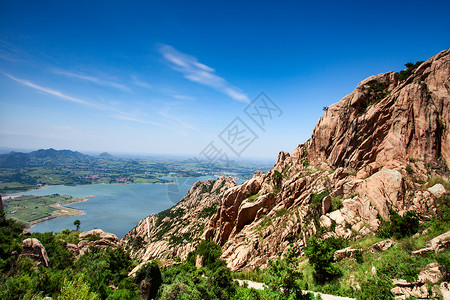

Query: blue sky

[0,0,449,160]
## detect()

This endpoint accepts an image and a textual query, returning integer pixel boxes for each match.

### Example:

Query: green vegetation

[74,219,81,231]
[304,236,345,283]
[310,189,329,209]
[199,204,219,218]
[256,215,273,231]
[377,210,419,239]
[397,61,424,81]
[3,194,85,224]
[245,193,260,202]
[367,82,390,105]
[0,211,141,299]
[330,196,343,211]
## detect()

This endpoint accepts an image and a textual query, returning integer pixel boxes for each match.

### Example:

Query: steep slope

[123,49,449,272]
[121,176,237,261]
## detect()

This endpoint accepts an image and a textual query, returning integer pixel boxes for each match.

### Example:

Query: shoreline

[25,197,89,232]
[4,180,176,197]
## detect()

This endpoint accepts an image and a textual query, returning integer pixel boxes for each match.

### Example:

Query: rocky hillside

[121,176,237,261]
[123,49,449,272]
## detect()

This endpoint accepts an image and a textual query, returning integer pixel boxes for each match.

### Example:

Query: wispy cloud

[5,73,107,110]
[130,75,152,89]
[53,69,131,92]
[159,44,249,103]
[158,110,201,133]
[4,73,165,127]
[172,94,196,101]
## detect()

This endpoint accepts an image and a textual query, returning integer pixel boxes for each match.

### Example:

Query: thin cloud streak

[53,69,131,92]
[158,110,202,134]
[4,73,164,128]
[159,44,250,103]
[5,73,106,110]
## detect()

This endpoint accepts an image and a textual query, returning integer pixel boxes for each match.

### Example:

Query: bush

[377,210,419,239]
[397,61,424,81]
[331,197,343,211]
[135,261,162,300]
[357,275,393,300]
[196,240,222,269]
[304,236,344,283]
[57,275,100,300]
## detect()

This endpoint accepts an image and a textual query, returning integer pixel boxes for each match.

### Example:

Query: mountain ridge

[122,49,449,273]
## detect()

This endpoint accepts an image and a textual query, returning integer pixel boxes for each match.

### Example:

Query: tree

[73,220,81,231]
[196,240,222,269]
[264,249,309,299]
[135,261,162,300]
[304,236,344,283]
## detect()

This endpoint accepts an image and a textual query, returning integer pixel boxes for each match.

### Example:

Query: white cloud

[5,73,106,110]
[53,69,131,92]
[159,44,250,103]
[4,73,165,127]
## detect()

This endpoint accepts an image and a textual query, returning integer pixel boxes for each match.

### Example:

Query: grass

[3,194,85,223]
[425,177,450,190]
[245,194,260,203]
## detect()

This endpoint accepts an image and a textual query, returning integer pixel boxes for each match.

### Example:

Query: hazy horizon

[1,1,449,161]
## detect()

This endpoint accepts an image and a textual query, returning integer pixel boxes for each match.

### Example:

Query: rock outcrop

[123,49,450,272]
[21,238,50,267]
[391,263,444,299]
[66,229,119,256]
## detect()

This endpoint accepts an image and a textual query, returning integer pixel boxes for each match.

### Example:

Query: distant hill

[0,148,92,167]
[98,152,114,159]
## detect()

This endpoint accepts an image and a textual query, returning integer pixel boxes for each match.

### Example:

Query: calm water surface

[16,176,220,239]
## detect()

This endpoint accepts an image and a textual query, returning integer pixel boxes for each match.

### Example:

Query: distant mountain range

[0,148,94,168]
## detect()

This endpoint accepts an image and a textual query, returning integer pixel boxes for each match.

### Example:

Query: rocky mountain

[122,49,449,272]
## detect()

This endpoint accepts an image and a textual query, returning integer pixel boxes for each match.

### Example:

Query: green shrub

[397,61,424,81]
[196,240,222,269]
[304,236,345,283]
[310,189,329,209]
[87,234,101,242]
[331,197,343,211]
[377,210,419,239]
[357,275,393,300]
[135,261,162,300]
[57,275,100,300]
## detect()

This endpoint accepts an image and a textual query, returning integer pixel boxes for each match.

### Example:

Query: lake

[16,176,226,239]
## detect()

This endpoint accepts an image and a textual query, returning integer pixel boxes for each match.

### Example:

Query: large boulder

[77,229,119,255]
[21,238,50,267]
[427,184,446,198]
[371,239,396,253]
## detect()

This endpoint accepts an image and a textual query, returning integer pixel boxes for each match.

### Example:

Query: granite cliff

[122,49,449,272]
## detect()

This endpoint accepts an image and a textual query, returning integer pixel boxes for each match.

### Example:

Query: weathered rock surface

[371,239,396,253]
[308,49,450,173]
[66,229,119,256]
[428,184,446,198]
[391,263,444,299]
[333,247,360,261]
[21,238,50,267]
[413,230,450,255]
